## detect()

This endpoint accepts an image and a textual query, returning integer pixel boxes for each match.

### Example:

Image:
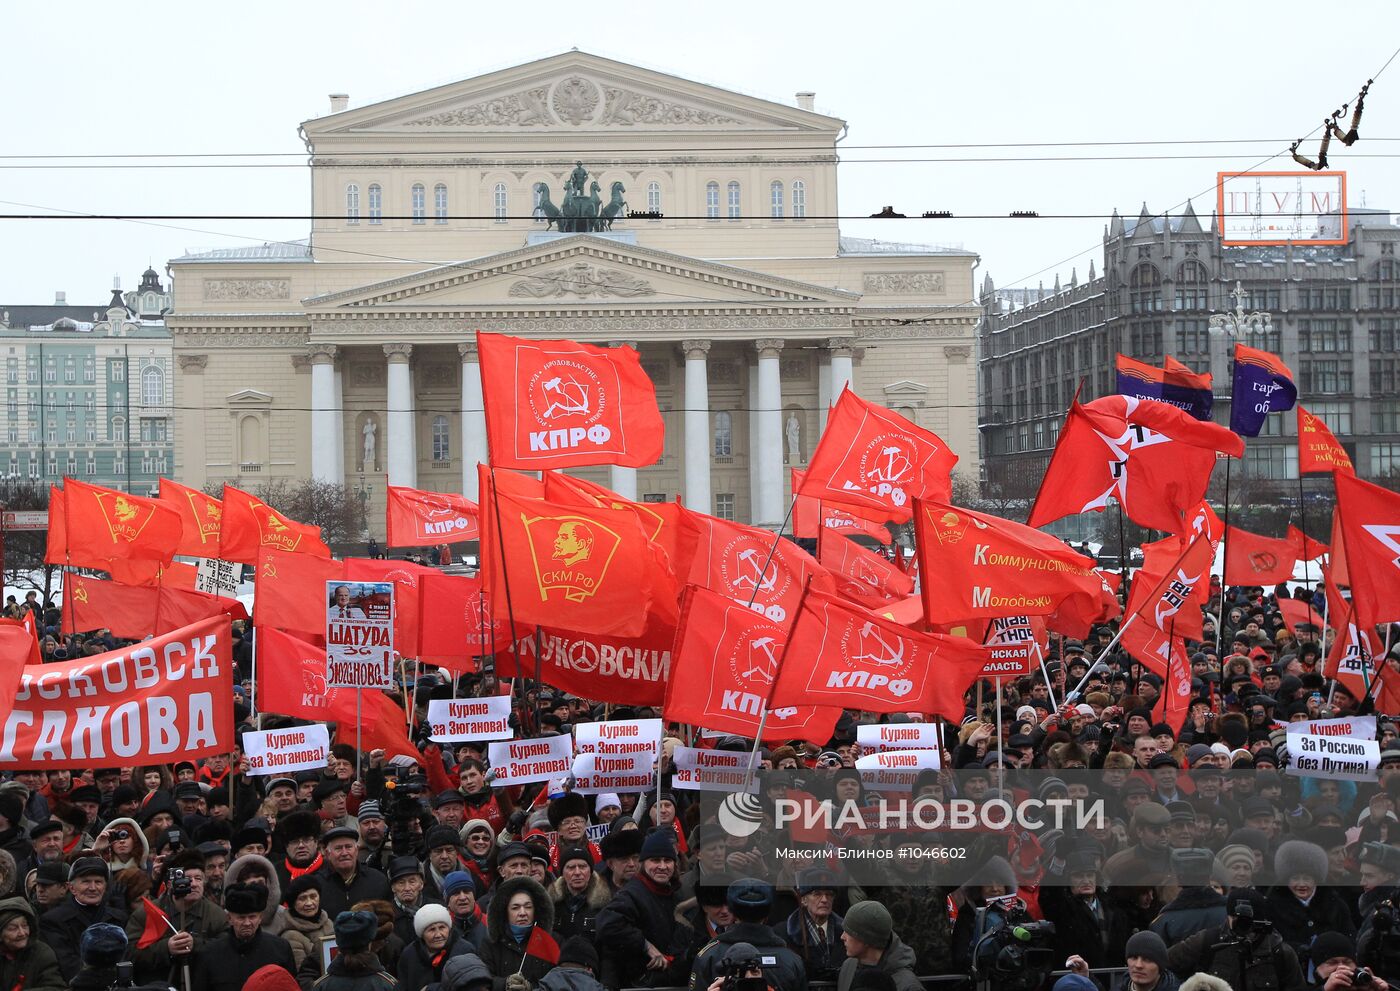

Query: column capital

[383,343,414,362]
[457,341,478,361]
[177,353,207,373]
[609,339,640,351]
[825,338,856,358]
[754,338,785,358]
[681,339,711,360]
[307,343,338,364]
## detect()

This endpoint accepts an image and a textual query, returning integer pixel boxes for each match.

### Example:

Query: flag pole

[1115,498,1129,614]
[744,573,812,787]
[485,466,527,682]
[1215,458,1232,656]
[994,675,1005,793]
[1298,471,1313,602]
[355,688,363,782]
[1033,640,1058,710]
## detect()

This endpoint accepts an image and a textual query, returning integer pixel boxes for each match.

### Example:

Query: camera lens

[113,829,129,840]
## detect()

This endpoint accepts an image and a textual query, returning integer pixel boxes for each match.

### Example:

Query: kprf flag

[385,485,479,546]
[1029,394,1243,535]
[770,589,987,721]
[1333,470,1400,627]
[1123,533,1213,641]
[479,466,676,639]
[476,332,664,470]
[1297,406,1354,475]
[219,486,330,565]
[1288,525,1329,561]
[1230,344,1297,437]
[254,548,347,641]
[46,479,182,569]
[158,478,224,558]
[674,508,833,625]
[1115,354,1213,420]
[664,585,838,744]
[818,529,913,608]
[417,573,529,666]
[1224,527,1299,586]
[798,387,958,523]
[791,470,892,545]
[913,500,1104,622]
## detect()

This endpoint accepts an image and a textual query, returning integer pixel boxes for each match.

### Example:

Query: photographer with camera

[704,943,774,991]
[125,848,228,987]
[1355,842,1400,982]
[1308,932,1392,991]
[1166,888,1306,991]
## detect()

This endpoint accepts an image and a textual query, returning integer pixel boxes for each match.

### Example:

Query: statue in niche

[785,413,802,465]
[362,418,378,470]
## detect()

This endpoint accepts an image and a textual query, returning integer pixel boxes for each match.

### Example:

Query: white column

[609,340,640,501]
[459,342,487,499]
[755,338,784,527]
[384,343,415,488]
[682,339,711,512]
[829,338,855,400]
[332,363,345,482]
[818,356,832,434]
[309,344,338,484]
[748,358,760,519]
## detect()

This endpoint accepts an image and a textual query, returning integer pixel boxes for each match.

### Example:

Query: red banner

[477,332,665,470]
[1224,526,1297,585]
[790,469,892,545]
[1288,525,1329,562]
[254,549,347,641]
[1125,533,1213,641]
[495,613,675,706]
[1277,598,1325,635]
[47,479,182,569]
[220,486,331,565]
[418,573,530,667]
[1332,472,1400,628]
[385,485,479,547]
[664,586,839,744]
[158,478,225,559]
[0,617,233,769]
[344,558,441,658]
[798,387,957,523]
[543,472,682,563]
[1298,406,1355,476]
[817,529,913,607]
[63,575,246,640]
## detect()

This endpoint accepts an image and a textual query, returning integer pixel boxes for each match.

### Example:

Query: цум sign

[243,725,330,775]
[325,580,394,690]
[1286,715,1379,781]
[427,696,513,743]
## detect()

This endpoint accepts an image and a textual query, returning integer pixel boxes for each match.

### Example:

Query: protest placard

[571,752,654,794]
[488,735,574,786]
[976,643,1034,678]
[243,724,330,775]
[855,748,942,791]
[427,696,514,743]
[574,718,662,760]
[857,722,942,754]
[671,746,759,793]
[326,580,394,690]
[1286,715,1380,781]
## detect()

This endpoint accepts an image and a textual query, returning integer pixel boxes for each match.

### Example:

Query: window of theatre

[646,181,661,213]
[494,183,508,223]
[705,182,719,219]
[411,184,426,224]
[367,184,382,224]
[432,415,450,463]
[792,180,806,218]
[346,184,360,224]
[727,181,741,219]
[713,410,733,461]
[434,184,448,224]
[770,181,783,218]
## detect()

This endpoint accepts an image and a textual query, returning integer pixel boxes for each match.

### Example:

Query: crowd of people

[0,577,1397,991]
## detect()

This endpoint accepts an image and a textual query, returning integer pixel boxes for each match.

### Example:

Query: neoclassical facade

[168,52,980,531]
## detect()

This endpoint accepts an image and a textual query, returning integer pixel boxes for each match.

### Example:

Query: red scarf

[287,853,323,880]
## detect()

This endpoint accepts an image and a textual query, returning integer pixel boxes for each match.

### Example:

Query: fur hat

[79,923,127,967]
[1274,839,1328,884]
[275,810,322,844]
[600,828,643,861]
[559,935,599,973]
[639,829,676,861]
[224,882,268,915]
[350,900,395,944]
[547,791,590,828]
[1180,977,1234,991]
[335,910,377,953]
[413,903,452,938]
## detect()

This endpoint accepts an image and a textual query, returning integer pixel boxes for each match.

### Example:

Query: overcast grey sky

[3,0,1398,307]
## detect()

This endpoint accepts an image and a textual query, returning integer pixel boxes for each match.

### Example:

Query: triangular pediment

[228,389,273,405]
[883,380,929,399]
[304,51,843,136]
[303,236,859,310]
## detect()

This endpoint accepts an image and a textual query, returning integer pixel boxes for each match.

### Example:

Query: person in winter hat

[315,910,396,991]
[836,901,920,991]
[268,873,334,971]
[67,923,127,991]
[189,882,296,991]
[689,878,805,991]
[398,902,478,991]
[1167,888,1307,991]
[1266,840,1356,963]
[595,829,682,988]
[0,895,62,991]
[538,935,606,991]
[244,963,302,991]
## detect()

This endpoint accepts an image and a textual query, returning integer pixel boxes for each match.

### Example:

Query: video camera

[380,765,429,853]
[969,896,1057,991]
[719,953,766,991]
[166,868,192,900]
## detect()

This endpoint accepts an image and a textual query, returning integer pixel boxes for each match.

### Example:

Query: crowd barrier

[623,967,1130,991]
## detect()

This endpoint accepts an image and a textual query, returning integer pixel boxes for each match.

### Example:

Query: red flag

[43,485,65,565]
[0,614,41,666]
[790,469,892,545]
[817,529,913,607]
[1121,622,1192,724]
[64,575,158,639]
[797,387,957,523]
[1277,598,1324,636]
[912,500,1104,622]
[1298,406,1354,475]
[664,586,838,743]
[496,611,674,706]
[1321,570,1386,702]
[345,558,440,658]
[476,332,664,470]
[525,925,560,965]
[106,559,200,589]
[385,485,479,547]
[1332,471,1400,628]
[1330,509,1350,586]
[1288,525,1329,562]
[1045,573,1122,640]
[418,573,530,667]
[543,472,681,563]
[1029,395,1243,535]
[137,897,174,950]
[253,548,347,641]
[158,478,224,558]
[769,589,986,721]
[219,486,330,565]
[156,586,249,633]
[673,508,833,626]
[1224,527,1298,586]
[479,466,676,639]
[1123,534,1213,641]
[49,479,182,568]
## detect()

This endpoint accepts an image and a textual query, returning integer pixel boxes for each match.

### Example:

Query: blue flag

[1229,344,1296,437]
[1116,355,1214,421]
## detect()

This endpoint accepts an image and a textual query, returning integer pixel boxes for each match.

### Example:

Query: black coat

[189,929,296,991]
[1151,886,1229,946]
[596,874,680,989]
[690,921,806,991]
[396,930,480,991]
[311,950,398,991]
[1266,886,1356,962]
[1040,886,1130,969]
[1167,922,1307,991]
[37,896,127,981]
[313,864,393,919]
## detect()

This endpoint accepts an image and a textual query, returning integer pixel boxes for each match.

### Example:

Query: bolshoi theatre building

[168,51,980,531]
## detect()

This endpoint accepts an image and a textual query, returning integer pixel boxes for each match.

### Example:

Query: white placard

[575,719,662,760]
[571,752,654,794]
[1286,715,1380,781]
[857,722,941,754]
[243,724,330,776]
[427,696,514,743]
[671,746,759,793]
[326,580,395,690]
[195,558,241,597]
[488,735,574,786]
[855,748,941,791]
